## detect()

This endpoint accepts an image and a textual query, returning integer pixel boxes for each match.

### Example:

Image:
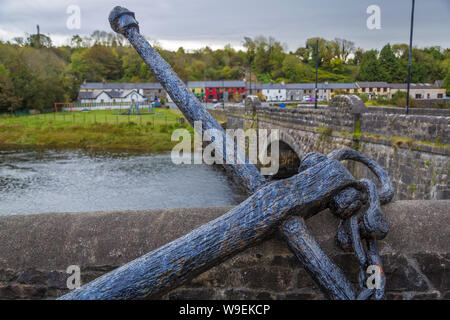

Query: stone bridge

[213,96,449,200]
[0,202,448,300]
[0,96,448,301]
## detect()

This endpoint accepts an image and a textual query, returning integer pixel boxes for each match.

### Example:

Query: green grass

[0,109,193,152]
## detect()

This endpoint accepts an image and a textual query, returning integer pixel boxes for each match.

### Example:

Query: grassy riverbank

[0,109,193,152]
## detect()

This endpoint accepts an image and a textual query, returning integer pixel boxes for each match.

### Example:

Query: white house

[78,89,147,104]
[261,83,287,102]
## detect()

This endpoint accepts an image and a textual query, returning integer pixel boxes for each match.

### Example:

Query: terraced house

[355,82,390,99]
[285,83,328,102]
[77,89,147,104]
[77,81,447,105]
[78,82,167,103]
[389,83,446,100]
[262,83,286,102]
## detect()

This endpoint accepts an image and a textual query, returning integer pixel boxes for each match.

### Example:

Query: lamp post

[406,0,415,115]
[315,39,319,109]
[222,79,225,109]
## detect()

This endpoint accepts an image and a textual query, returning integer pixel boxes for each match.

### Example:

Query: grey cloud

[0,0,448,50]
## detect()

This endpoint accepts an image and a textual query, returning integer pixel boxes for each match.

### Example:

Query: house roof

[356,82,389,88]
[187,81,246,88]
[389,83,441,90]
[106,90,125,98]
[261,83,286,90]
[78,91,97,99]
[286,83,318,89]
[78,89,146,100]
[326,83,358,89]
[81,82,163,90]
[246,83,263,90]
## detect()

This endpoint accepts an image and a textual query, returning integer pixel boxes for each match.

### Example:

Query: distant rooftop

[81,82,163,90]
[187,81,246,88]
[390,83,441,89]
[77,89,145,100]
[356,82,389,88]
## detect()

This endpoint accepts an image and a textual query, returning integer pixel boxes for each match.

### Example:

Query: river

[0,148,246,215]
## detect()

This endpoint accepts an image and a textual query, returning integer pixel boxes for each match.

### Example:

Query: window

[377,88,381,92]
[415,94,421,99]
[369,88,373,92]
[438,94,443,99]
[383,88,387,92]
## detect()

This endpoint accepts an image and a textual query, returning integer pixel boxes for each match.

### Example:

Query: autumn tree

[357,50,381,81]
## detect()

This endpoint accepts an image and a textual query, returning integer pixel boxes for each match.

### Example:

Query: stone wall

[360,113,449,145]
[366,106,450,117]
[0,203,448,300]
[223,96,449,200]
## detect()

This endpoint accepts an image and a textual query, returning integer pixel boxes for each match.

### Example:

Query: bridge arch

[266,129,303,180]
[278,129,304,160]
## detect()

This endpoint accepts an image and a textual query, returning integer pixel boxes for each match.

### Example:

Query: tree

[294,47,311,63]
[357,50,381,81]
[0,64,19,113]
[330,58,344,73]
[12,37,25,46]
[26,33,52,48]
[71,35,83,48]
[442,71,450,96]
[282,54,314,82]
[352,48,364,65]
[379,44,399,82]
[334,38,355,62]
[253,37,270,76]
[392,44,409,59]
[76,45,123,81]
[243,37,256,78]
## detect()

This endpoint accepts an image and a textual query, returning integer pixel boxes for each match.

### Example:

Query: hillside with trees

[0,31,449,113]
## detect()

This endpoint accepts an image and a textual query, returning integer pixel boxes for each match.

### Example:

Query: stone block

[0,284,47,299]
[240,267,294,291]
[382,254,429,292]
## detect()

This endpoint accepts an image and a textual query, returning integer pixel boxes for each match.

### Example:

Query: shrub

[357,93,369,102]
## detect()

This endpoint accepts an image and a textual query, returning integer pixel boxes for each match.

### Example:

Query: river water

[0,149,246,215]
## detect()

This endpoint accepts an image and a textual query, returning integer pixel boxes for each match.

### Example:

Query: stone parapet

[0,202,448,300]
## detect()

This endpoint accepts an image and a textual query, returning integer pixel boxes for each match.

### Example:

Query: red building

[202,81,246,102]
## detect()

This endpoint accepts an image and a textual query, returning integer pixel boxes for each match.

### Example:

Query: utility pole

[406,0,415,115]
[36,25,40,48]
[249,66,252,96]
[315,39,319,109]
[222,79,225,109]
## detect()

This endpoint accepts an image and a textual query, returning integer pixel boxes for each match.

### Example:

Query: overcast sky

[0,0,448,51]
